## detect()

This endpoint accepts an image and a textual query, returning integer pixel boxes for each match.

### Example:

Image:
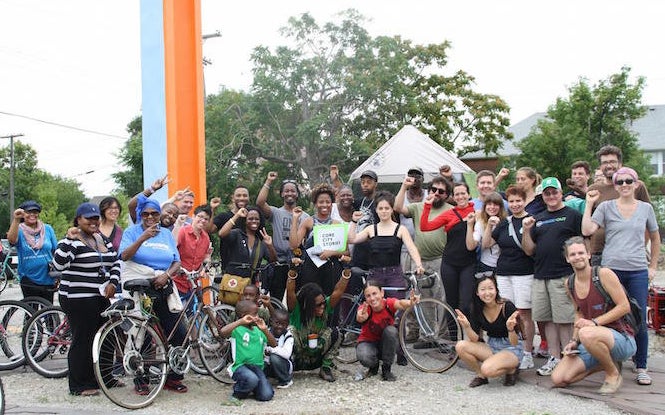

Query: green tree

[516,67,649,183]
[248,10,511,183]
[112,116,143,196]
[0,141,85,236]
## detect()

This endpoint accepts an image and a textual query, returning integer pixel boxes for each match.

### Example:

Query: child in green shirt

[220,299,277,405]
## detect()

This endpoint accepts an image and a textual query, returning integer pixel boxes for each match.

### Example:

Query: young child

[355,280,419,381]
[229,285,273,324]
[220,299,277,405]
[264,309,294,388]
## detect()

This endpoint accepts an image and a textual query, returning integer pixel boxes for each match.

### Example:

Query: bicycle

[0,300,35,370]
[0,252,17,295]
[91,274,231,409]
[21,305,71,378]
[177,264,221,376]
[335,268,462,373]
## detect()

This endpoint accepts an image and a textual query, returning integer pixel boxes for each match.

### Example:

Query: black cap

[360,170,378,181]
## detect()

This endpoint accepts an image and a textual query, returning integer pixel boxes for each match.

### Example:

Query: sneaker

[599,374,623,395]
[536,341,549,358]
[503,368,520,386]
[163,379,188,393]
[468,376,489,388]
[381,365,396,382]
[276,380,293,389]
[319,366,336,382]
[134,383,149,396]
[519,353,534,370]
[396,354,408,366]
[536,356,560,376]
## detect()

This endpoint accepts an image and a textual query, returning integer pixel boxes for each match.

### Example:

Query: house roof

[630,105,665,151]
[462,105,664,160]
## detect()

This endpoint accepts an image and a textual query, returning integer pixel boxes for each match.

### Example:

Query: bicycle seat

[108,298,135,312]
[123,279,152,293]
[351,267,370,278]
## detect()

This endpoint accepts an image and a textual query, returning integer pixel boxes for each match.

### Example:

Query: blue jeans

[264,354,293,385]
[232,364,274,401]
[612,269,648,369]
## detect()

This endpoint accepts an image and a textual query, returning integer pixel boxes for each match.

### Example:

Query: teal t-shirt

[230,325,268,372]
[16,224,58,286]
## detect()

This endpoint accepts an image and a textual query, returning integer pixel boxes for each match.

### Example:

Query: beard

[432,198,445,209]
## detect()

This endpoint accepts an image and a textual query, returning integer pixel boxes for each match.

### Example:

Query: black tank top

[369,223,402,267]
[443,215,476,267]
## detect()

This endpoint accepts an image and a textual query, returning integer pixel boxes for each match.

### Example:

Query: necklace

[79,232,100,252]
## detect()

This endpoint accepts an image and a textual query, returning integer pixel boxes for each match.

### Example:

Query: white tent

[349,125,473,183]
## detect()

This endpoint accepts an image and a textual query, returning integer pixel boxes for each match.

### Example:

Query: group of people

[4,143,660,403]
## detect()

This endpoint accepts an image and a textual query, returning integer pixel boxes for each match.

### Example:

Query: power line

[0,110,129,140]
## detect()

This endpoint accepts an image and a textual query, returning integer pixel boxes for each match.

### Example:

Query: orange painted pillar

[163,0,206,206]
[140,0,206,207]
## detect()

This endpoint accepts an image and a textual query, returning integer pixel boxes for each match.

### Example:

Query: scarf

[19,221,45,250]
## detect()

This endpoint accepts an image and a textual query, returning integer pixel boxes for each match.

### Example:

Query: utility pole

[202,30,222,98]
[0,133,23,220]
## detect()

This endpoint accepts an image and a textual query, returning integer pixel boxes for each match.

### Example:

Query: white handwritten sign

[313,223,348,252]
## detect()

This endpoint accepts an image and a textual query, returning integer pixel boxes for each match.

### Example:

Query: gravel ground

[2,361,629,415]
[3,270,665,415]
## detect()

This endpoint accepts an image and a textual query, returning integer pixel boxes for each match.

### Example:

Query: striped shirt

[52,236,121,299]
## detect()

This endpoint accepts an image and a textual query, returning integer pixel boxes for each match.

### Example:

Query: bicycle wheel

[0,271,7,294]
[335,294,359,364]
[187,312,208,375]
[22,296,52,312]
[0,300,34,370]
[22,306,70,378]
[399,298,461,373]
[93,318,167,410]
[198,306,234,384]
[0,376,4,415]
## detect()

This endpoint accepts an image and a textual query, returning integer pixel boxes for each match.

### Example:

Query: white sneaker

[537,356,560,376]
[519,353,534,370]
[276,380,293,389]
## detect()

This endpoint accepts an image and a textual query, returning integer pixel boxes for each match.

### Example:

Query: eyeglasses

[600,159,619,166]
[282,179,297,185]
[430,187,448,195]
[315,301,326,308]
[140,211,161,218]
[614,179,634,186]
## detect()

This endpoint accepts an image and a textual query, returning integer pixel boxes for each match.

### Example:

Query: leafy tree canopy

[0,141,86,237]
[515,67,650,185]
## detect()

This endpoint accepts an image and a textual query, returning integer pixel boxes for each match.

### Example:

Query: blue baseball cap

[76,202,101,218]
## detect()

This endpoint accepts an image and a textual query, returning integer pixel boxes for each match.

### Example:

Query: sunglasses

[140,211,161,218]
[315,301,326,308]
[614,179,634,186]
[430,187,448,195]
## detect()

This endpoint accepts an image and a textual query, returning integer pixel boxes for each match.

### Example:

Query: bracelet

[351,220,358,224]
[263,184,271,190]
[229,219,236,226]
[592,318,599,326]
[508,329,515,332]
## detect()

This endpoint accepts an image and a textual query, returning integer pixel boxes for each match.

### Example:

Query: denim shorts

[578,328,636,371]
[487,337,524,362]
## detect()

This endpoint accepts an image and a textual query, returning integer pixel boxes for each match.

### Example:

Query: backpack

[567,266,643,334]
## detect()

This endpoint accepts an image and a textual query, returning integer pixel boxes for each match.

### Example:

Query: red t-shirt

[174,225,210,293]
[358,297,398,343]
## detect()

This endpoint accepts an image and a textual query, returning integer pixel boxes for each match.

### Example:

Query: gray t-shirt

[270,206,310,261]
[592,200,658,270]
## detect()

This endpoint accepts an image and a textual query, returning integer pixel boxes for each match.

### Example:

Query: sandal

[636,370,652,386]
[79,389,100,397]
[469,376,489,388]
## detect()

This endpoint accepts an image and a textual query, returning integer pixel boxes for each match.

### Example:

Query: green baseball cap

[541,177,562,191]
